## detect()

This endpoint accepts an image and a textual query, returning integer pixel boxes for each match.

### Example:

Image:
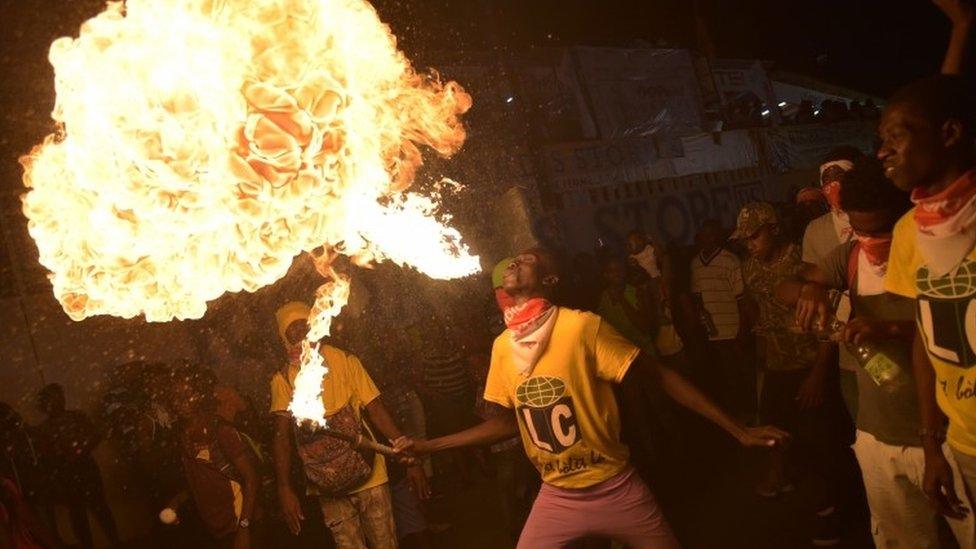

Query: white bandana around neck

[915,193,976,278]
[856,250,886,297]
[630,245,661,278]
[510,307,558,376]
[831,210,852,244]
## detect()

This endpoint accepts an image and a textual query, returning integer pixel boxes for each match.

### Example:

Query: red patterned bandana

[503,298,554,337]
[503,298,556,376]
[911,169,976,277]
[913,169,976,228]
[855,233,892,267]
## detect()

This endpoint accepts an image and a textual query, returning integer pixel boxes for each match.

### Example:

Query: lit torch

[20,0,480,427]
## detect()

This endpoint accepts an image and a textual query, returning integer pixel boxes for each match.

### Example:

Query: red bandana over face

[856,233,893,267]
[911,169,976,276]
[847,233,892,296]
[820,159,853,212]
[823,181,842,211]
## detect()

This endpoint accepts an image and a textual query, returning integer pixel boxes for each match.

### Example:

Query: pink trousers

[517,467,680,549]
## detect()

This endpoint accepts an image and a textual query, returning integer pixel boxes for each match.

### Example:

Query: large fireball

[20,0,479,324]
[21,0,481,425]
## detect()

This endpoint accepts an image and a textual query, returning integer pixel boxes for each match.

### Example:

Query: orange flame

[20,0,480,425]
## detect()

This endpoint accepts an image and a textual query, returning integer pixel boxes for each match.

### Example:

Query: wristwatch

[238,518,250,529]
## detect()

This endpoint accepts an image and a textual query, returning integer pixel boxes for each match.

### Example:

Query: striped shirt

[421,352,472,398]
[691,249,744,341]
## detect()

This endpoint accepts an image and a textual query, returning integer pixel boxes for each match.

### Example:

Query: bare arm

[227,443,259,525]
[774,278,806,308]
[364,399,404,443]
[914,329,968,518]
[657,365,743,439]
[635,355,785,447]
[915,331,945,447]
[774,262,830,308]
[794,341,837,410]
[272,414,304,535]
[776,262,835,332]
[937,0,974,74]
[418,408,518,452]
[272,415,293,490]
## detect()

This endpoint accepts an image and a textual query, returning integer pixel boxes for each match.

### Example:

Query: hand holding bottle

[842,317,893,345]
[818,316,907,390]
[796,282,831,332]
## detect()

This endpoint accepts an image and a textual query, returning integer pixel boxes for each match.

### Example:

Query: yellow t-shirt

[484,308,639,489]
[885,211,976,456]
[270,344,388,493]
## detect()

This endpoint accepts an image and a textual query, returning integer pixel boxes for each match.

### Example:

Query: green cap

[730,202,778,240]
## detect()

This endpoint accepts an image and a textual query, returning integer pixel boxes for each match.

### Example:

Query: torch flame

[20,0,480,426]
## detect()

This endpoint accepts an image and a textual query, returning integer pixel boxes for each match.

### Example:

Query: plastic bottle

[817,318,906,390]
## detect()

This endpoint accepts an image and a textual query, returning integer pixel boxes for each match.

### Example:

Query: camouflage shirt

[743,243,819,371]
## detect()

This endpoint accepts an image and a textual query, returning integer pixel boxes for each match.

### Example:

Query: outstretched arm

[775,263,833,331]
[628,354,787,447]
[403,405,518,454]
[937,0,974,74]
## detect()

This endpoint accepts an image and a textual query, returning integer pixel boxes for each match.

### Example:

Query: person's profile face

[878,103,945,192]
[503,253,542,295]
[744,225,776,260]
[820,165,847,188]
[697,225,722,253]
[848,210,893,237]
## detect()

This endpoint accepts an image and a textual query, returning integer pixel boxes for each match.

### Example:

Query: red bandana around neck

[912,169,976,228]
[503,297,557,376]
[504,297,554,336]
[911,169,976,276]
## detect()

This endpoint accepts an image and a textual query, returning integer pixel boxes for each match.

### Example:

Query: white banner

[553,174,778,252]
[572,47,704,139]
[542,130,759,192]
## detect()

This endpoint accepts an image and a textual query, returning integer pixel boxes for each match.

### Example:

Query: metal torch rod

[321,429,397,456]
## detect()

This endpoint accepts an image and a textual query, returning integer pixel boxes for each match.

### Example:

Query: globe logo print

[516,376,566,408]
[917,260,976,299]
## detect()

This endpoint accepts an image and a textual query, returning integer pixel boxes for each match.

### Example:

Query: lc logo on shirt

[515,376,579,454]
[916,260,976,368]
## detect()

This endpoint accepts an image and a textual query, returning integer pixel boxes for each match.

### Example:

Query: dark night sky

[0,0,959,119]
[371,0,955,97]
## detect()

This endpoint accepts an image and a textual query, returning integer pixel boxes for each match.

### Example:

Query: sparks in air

[20,0,481,426]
